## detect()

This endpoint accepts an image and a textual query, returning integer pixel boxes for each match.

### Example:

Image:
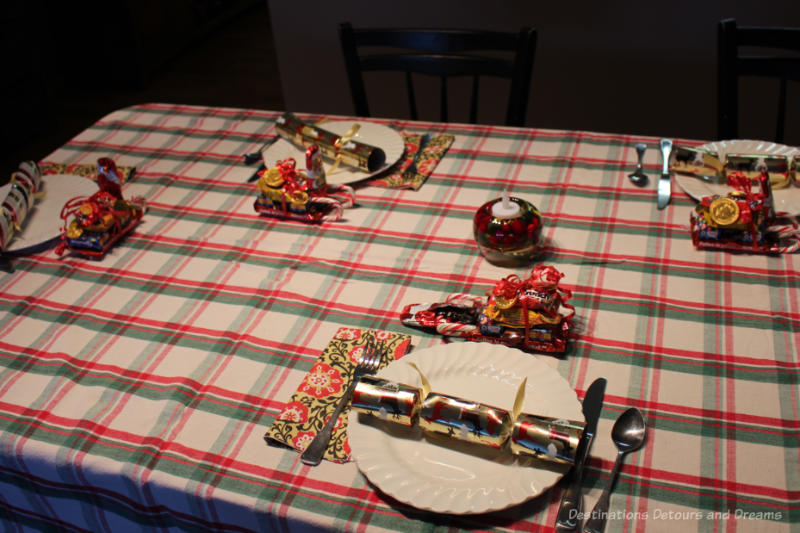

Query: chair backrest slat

[359,54,516,78]
[717,18,800,143]
[339,23,537,127]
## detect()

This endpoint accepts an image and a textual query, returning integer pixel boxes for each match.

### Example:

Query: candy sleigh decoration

[401,265,575,354]
[55,158,146,259]
[254,145,355,223]
[690,169,800,253]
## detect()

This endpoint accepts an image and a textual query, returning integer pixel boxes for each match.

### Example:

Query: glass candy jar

[473,193,543,267]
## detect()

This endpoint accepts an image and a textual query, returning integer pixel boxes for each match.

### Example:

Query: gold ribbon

[327,124,361,175]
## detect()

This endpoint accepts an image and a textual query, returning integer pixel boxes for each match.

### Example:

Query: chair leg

[717,19,738,140]
[777,77,787,144]
[440,76,448,123]
[470,76,479,124]
[406,72,418,121]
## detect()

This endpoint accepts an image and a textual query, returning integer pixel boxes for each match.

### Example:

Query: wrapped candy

[275,112,386,173]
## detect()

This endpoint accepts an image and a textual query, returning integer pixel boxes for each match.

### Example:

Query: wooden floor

[4,2,284,180]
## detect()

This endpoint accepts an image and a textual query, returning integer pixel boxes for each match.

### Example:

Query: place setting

[0,158,145,271]
[628,137,800,253]
[263,257,648,530]
[240,112,456,223]
[265,332,648,530]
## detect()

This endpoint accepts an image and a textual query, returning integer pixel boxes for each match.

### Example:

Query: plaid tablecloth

[0,103,797,532]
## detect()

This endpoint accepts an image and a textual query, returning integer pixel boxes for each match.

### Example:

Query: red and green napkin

[265,327,412,463]
[367,133,454,190]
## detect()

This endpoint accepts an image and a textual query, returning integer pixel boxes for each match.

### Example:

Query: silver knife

[402,133,431,179]
[657,139,673,210]
[555,377,607,531]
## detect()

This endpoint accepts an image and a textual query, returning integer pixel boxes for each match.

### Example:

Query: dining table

[0,102,797,533]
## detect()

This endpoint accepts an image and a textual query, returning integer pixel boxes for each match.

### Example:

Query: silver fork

[300,347,382,465]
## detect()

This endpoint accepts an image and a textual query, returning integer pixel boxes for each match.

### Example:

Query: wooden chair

[717,18,800,142]
[339,23,537,127]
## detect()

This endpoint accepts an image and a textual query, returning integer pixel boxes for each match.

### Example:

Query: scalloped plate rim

[347,342,583,515]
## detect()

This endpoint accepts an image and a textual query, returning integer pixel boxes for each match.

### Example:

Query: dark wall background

[269,0,800,144]
[4,0,800,179]
[1,0,278,175]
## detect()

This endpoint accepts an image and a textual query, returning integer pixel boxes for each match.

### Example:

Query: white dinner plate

[347,342,583,515]
[262,120,405,185]
[2,174,98,254]
[675,139,800,215]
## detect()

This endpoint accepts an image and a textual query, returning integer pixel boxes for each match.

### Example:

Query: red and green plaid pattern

[0,103,797,532]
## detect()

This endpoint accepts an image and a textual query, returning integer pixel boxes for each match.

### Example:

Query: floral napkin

[367,133,454,190]
[39,162,136,183]
[265,327,412,463]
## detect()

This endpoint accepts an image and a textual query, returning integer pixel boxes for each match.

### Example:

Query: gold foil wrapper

[274,112,386,172]
[725,153,792,189]
[510,414,584,464]
[670,146,724,182]
[351,375,422,426]
[419,393,513,448]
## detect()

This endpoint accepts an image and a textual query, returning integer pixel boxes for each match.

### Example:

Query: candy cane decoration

[435,316,477,337]
[327,184,356,209]
[445,293,484,307]
[315,196,344,222]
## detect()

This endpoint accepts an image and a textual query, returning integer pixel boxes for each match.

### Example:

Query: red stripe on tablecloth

[589,462,798,505]
[4,404,797,506]
[3,343,798,435]
[55,214,795,284]
[579,335,799,371]
[603,394,800,431]
[5,283,796,376]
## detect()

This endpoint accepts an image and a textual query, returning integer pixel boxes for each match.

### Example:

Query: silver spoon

[583,408,646,533]
[628,144,648,187]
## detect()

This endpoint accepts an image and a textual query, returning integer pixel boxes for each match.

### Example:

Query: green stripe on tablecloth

[5,261,797,336]
[9,228,798,291]
[0,354,794,446]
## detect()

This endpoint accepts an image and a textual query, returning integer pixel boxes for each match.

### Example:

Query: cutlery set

[657,139,673,209]
[556,379,647,532]
[555,378,606,530]
[627,144,648,187]
[627,139,674,210]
